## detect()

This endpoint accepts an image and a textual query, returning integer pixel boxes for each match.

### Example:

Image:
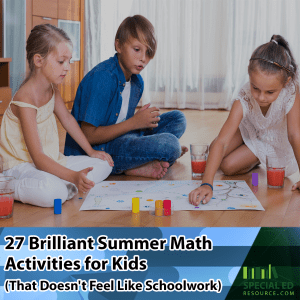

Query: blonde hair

[22,24,72,86]
[115,15,157,59]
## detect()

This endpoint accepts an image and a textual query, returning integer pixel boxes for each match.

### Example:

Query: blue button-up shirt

[64,54,144,155]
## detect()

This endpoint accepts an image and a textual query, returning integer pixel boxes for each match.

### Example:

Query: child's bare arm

[17,105,94,194]
[53,90,114,166]
[189,100,243,205]
[287,92,300,190]
[81,103,160,145]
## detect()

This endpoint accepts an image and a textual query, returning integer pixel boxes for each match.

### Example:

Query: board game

[80,180,264,211]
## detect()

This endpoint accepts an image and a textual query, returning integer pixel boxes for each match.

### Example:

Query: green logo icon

[243,264,278,280]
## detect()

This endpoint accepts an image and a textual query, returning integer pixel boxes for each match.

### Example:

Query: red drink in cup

[266,155,285,188]
[0,176,15,219]
[0,194,14,216]
[190,144,208,177]
[191,160,206,174]
[267,168,285,187]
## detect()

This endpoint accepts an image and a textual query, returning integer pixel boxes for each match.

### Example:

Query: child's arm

[16,104,94,194]
[53,89,114,166]
[189,100,243,206]
[287,91,300,191]
[81,103,160,145]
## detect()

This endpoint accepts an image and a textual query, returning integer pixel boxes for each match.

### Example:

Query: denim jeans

[106,110,187,174]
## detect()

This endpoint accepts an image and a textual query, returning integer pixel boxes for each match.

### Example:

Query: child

[0,24,114,207]
[64,15,187,179]
[189,35,300,206]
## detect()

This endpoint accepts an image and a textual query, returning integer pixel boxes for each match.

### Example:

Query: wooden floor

[1,109,300,227]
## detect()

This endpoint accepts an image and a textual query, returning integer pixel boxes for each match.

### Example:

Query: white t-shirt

[116,80,131,124]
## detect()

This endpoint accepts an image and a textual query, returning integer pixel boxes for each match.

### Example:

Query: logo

[241,264,295,298]
[243,264,278,280]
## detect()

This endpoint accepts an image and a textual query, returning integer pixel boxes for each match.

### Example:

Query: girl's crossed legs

[4,156,112,207]
[218,129,260,176]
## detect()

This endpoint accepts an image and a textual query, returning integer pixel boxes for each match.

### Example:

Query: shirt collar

[113,53,142,89]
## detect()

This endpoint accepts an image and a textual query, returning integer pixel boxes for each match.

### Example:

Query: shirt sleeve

[284,81,297,115]
[77,69,116,127]
[231,82,252,119]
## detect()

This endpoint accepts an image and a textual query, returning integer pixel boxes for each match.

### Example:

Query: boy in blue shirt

[64,15,187,179]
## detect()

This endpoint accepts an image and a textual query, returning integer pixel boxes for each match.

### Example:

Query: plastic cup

[266,155,285,188]
[0,176,15,219]
[190,144,209,177]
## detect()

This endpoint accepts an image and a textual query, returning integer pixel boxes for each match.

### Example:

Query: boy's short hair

[115,15,157,59]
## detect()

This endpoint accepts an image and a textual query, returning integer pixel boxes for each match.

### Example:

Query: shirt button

[120,92,121,95]
[116,113,118,116]
[119,81,121,84]
[101,147,104,150]
[123,83,125,87]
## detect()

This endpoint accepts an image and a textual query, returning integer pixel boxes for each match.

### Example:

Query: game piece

[252,173,258,186]
[54,198,62,214]
[155,200,163,216]
[132,197,139,213]
[163,200,171,216]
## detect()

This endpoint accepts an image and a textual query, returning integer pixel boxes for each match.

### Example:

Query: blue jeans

[106,110,187,174]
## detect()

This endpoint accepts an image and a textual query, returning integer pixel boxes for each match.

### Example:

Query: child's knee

[220,158,236,176]
[87,160,112,183]
[170,110,187,132]
[36,178,69,207]
[157,133,181,162]
[16,177,68,207]
[173,110,186,123]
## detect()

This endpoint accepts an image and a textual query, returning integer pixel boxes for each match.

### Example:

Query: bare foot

[125,161,169,179]
[180,146,188,158]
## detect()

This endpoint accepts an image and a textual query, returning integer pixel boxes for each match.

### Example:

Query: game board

[80,180,264,211]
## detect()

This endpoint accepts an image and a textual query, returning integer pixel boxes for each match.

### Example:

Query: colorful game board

[80,180,264,211]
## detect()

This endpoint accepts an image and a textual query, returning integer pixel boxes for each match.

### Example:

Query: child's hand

[292,181,300,191]
[139,103,151,112]
[74,167,95,195]
[89,150,114,167]
[189,185,213,206]
[133,103,160,130]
